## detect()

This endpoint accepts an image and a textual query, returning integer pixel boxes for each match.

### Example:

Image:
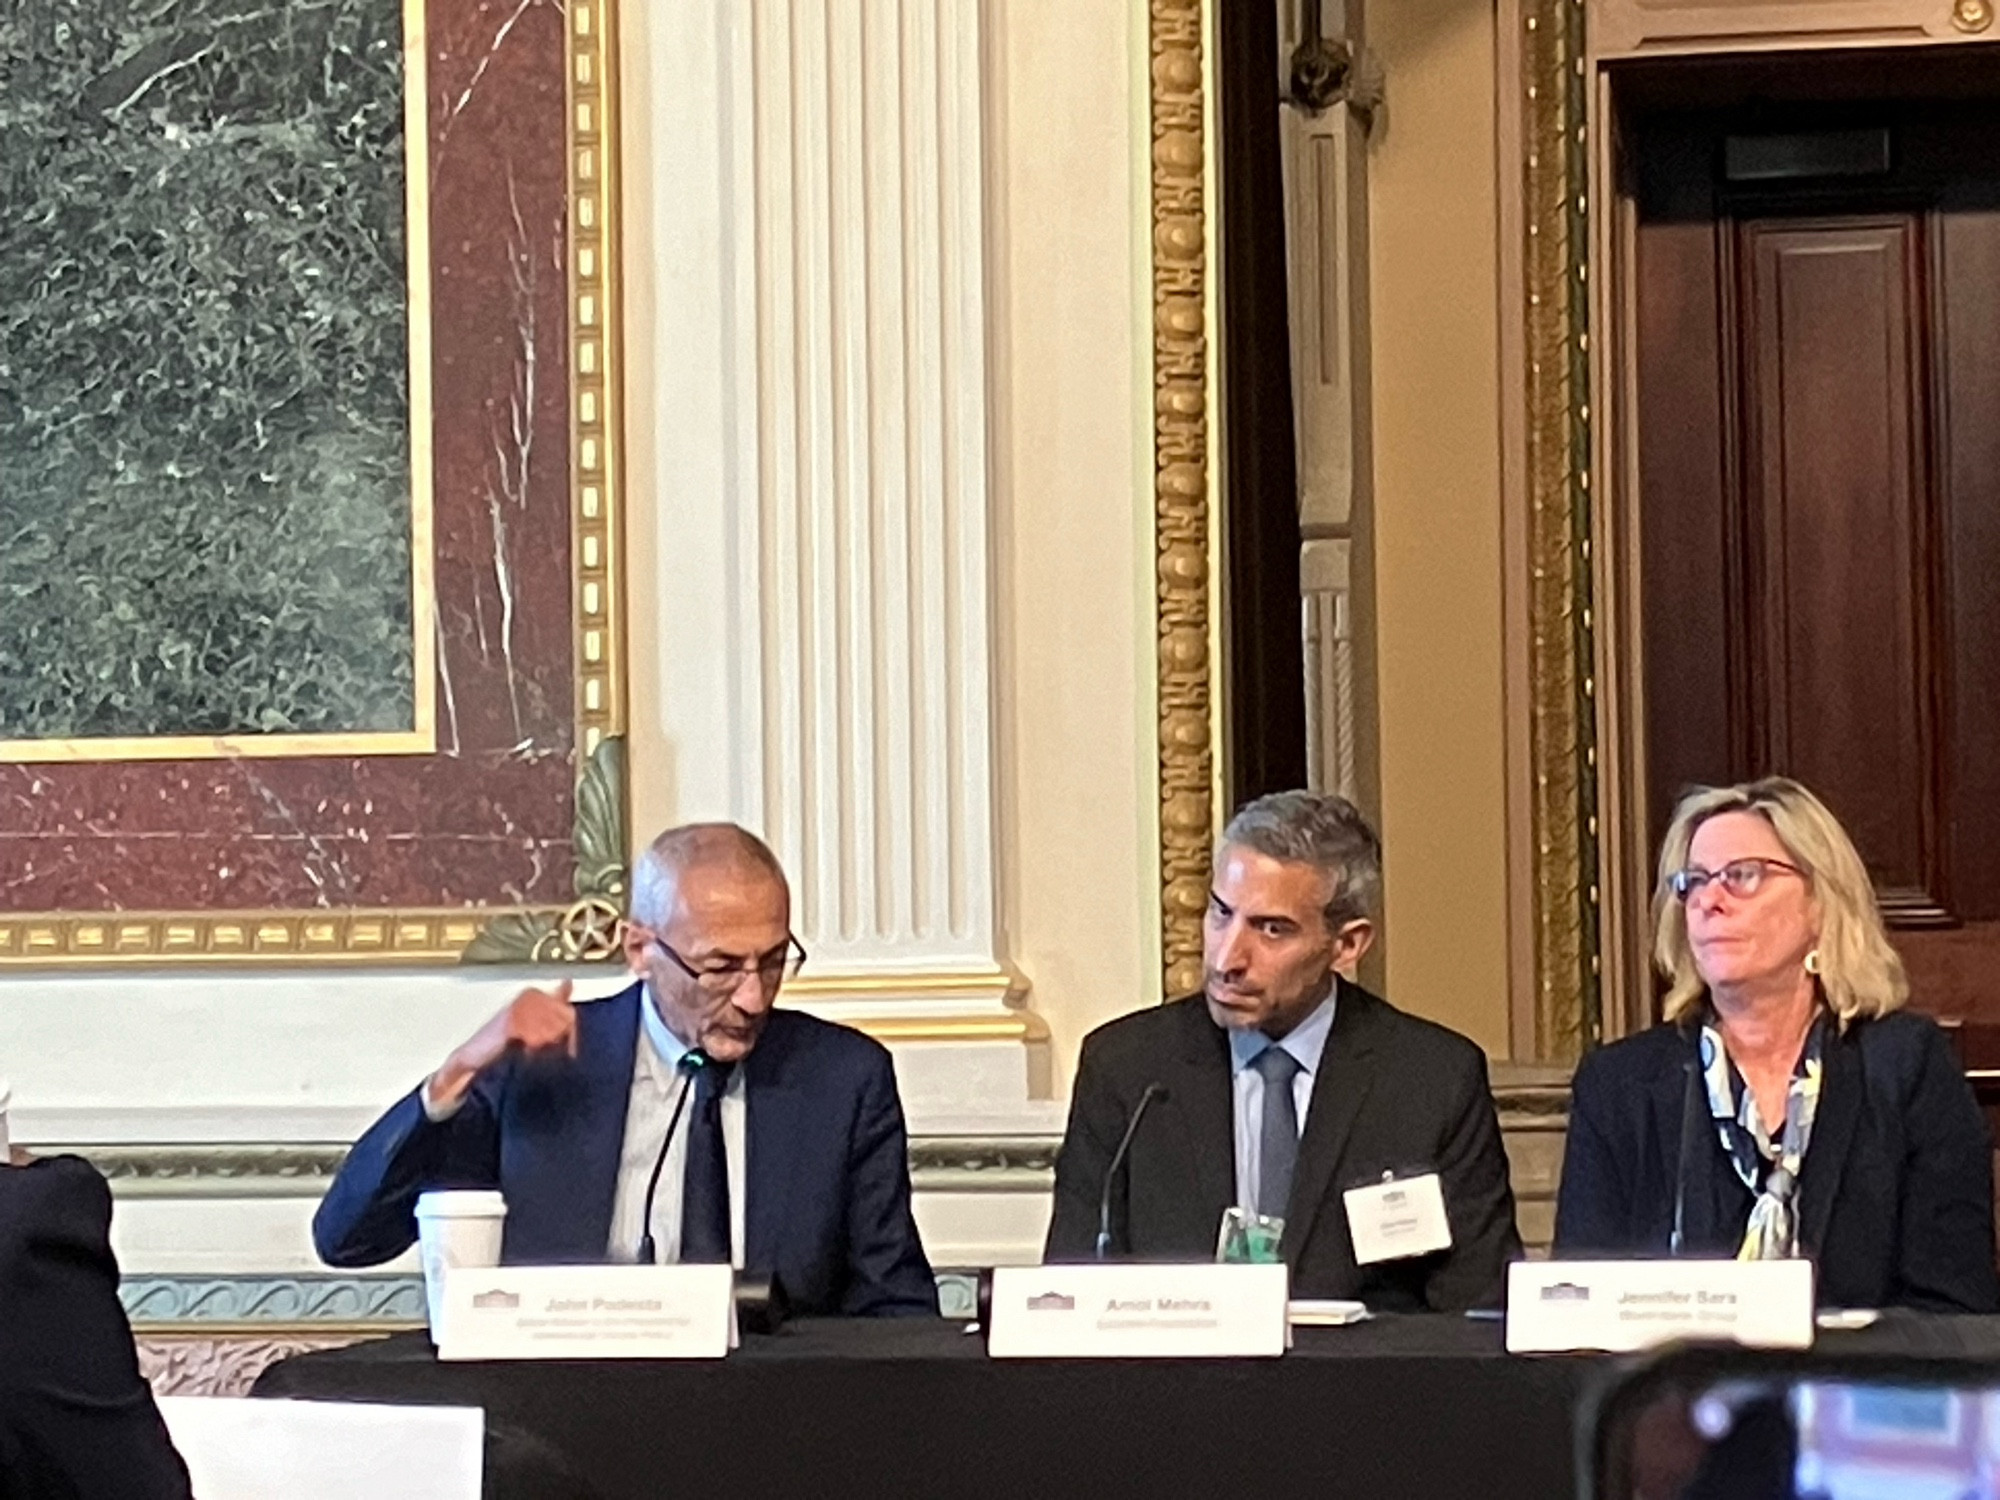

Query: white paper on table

[157,1397,483,1500]
[1287,1298,1371,1327]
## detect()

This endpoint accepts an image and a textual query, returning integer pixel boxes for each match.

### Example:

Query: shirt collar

[1228,989,1338,1075]
[639,986,695,1070]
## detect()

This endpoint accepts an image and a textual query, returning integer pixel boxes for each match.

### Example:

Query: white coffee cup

[414,1189,508,1337]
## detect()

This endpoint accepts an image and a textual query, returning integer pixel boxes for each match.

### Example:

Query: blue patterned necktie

[1253,1046,1302,1220]
[679,1061,732,1263]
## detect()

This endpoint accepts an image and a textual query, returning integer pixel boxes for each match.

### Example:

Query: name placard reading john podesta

[436,1265,738,1361]
[1505,1258,1816,1354]
[987,1263,1290,1359]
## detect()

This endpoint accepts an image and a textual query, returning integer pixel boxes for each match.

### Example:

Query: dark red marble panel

[0,0,581,916]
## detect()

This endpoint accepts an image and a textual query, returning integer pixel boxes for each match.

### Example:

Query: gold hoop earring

[1803,948,1822,976]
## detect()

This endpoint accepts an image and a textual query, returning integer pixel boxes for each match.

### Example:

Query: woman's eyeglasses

[1668,857,1805,904]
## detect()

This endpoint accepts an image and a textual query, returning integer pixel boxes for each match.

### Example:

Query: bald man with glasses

[313,824,938,1317]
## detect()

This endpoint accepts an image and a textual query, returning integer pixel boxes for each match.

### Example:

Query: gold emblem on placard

[1953,0,1994,33]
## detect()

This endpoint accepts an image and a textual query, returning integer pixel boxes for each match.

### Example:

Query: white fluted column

[641,0,1027,1071]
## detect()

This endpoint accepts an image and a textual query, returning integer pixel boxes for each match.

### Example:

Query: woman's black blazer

[1553,1009,1999,1312]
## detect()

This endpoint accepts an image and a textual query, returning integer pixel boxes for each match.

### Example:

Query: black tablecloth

[252,1314,2000,1500]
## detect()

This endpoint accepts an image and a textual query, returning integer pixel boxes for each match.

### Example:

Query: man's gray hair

[628,823,787,928]
[1220,790,1382,930]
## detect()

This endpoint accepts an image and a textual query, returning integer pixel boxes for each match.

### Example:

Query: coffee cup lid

[415,1189,508,1217]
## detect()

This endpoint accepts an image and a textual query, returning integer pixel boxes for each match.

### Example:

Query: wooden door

[1633,75,2000,1024]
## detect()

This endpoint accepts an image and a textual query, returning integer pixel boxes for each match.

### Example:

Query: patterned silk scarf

[1697,1011,1828,1261]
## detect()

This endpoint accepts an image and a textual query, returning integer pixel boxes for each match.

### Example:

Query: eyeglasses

[642,931,808,995]
[1668,858,1805,904]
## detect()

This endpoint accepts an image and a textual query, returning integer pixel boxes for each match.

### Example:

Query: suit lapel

[743,1015,805,1269]
[533,983,640,1259]
[1162,1002,1236,1241]
[1284,980,1379,1265]
[1796,1022,1863,1258]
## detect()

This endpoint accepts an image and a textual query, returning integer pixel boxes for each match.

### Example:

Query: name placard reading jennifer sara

[1505,1258,1815,1354]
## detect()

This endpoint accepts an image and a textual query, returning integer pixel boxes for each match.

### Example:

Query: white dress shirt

[421,995,747,1266]
[607,996,747,1266]
[1228,993,1337,1213]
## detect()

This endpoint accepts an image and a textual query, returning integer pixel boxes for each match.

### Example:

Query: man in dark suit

[1045,791,1521,1309]
[314,823,937,1317]
[0,1152,193,1500]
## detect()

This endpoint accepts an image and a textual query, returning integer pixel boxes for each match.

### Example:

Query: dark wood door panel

[1632,83,2000,1024]
[1939,208,2000,926]
[1738,215,1948,918]
[1638,213,1734,845]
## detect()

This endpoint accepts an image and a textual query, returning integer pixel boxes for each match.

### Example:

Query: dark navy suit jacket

[0,1157,192,1500]
[313,985,938,1317]
[1555,1010,1999,1312]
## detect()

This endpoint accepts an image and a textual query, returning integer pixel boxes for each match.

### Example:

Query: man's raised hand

[425,980,579,1111]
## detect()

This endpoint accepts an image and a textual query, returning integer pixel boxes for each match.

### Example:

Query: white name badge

[988,1263,1289,1359]
[1506,1258,1816,1354]
[435,1265,737,1362]
[1343,1172,1452,1265]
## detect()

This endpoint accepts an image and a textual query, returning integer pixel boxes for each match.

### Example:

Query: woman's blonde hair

[1653,777,1907,1026]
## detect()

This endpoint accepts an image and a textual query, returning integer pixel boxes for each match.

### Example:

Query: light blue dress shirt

[1228,992,1336,1214]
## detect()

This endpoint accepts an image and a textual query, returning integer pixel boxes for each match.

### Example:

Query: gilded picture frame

[0,0,627,968]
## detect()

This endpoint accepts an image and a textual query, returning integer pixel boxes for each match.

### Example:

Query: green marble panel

[0,0,414,741]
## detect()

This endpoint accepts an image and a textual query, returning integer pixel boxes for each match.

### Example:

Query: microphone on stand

[1669,1049,1703,1257]
[1095,1082,1167,1260]
[637,1048,711,1265]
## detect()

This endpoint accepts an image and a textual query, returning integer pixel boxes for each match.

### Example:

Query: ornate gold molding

[1520,0,1601,1059]
[844,1013,1050,1046]
[782,966,1024,1003]
[1151,0,1216,1000]
[0,910,487,966]
[568,0,626,765]
[461,735,627,962]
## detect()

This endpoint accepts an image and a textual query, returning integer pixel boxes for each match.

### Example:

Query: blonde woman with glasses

[1553,777,1998,1311]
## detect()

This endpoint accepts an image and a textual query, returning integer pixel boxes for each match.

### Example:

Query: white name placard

[1506,1258,1815,1355]
[988,1263,1289,1359]
[436,1265,736,1362]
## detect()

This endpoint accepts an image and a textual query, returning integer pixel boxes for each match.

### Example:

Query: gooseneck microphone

[636,1048,711,1265]
[1669,1049,1704,1257]
[1095,1082,1167,1260]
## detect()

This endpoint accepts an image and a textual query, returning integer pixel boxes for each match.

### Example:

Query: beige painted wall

[986,0,1161,1087]
[1365,0,1514,1056]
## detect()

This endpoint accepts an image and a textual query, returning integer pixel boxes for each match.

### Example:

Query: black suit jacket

[1044,981,1523,1309]
[0,1157,192,1500]
[313,986,938,1317]
[1554,1010,2000,1312]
